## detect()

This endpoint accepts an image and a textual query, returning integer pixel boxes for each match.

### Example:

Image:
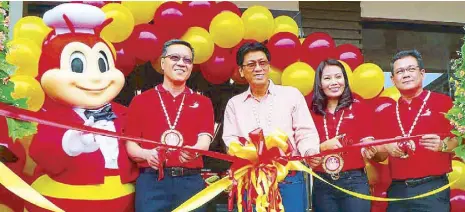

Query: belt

[392,174,447,187]
[316,168,365,177]
[140,167,201,177]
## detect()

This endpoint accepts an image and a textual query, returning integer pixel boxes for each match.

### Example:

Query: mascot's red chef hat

[37,3,114,80]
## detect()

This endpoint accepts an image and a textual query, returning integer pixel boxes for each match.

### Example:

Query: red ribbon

[0,102,440,164]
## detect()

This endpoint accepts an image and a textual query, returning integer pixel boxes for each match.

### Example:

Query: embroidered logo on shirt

[421,108,431,116]
[189,102,199,108]
[345,113,355,119]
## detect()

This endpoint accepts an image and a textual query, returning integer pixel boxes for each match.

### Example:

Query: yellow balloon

[210,11,245,48]
[269,66,282,85]
[121,1,162,25]
[281,62,315,96]
[379,86,401,101]
[13,16,52,48]
[13,68,39,79]
[9,76,45,112]
[273,16,299,37]
[6,38,41,76]
[241,6,274,42]
[101,3,135,43]
[338,60,354,88]
[181,27,214,64]
[351,63,385,99]
[449,160,465,190]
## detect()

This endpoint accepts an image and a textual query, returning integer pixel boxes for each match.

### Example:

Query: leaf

[454,144,465,162]
[451,129,462,137]
[6,118,38,142]
[0,79,15,102]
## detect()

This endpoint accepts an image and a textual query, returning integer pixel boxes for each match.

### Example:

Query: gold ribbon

[31,175,135,200]
[174,129,290,212]
[173,129,462,212]
[0,162,64,212]
[289,161,460,201]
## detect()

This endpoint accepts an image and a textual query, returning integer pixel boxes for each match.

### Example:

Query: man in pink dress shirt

[222,42,320,211]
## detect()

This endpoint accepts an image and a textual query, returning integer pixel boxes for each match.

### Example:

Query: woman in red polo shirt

[309,59,376,212]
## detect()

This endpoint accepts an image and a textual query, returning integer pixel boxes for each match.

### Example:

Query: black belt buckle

[171,167,184,177]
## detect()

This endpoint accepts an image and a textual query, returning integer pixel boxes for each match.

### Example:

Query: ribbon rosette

[173,128,306,212]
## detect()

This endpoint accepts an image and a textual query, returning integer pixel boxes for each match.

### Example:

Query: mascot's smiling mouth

[76,83,111,92]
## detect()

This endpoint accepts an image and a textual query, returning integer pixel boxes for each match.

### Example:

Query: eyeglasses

[242,60,270,70]
[394,65,420,75]
[163,54,193,65]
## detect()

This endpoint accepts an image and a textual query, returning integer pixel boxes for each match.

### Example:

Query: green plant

[446,33,465,160]
[0,1,37,140]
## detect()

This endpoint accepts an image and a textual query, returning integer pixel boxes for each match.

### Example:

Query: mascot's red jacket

[24,3,138,212]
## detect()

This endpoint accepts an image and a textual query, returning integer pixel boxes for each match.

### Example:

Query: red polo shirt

[374,90,453,180]
[125,85,214,168]
[310,97,374,173]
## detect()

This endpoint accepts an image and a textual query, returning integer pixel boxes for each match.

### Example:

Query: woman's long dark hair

[311,59,353,116]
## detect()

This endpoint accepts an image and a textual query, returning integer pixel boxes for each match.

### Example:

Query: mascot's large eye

[98,51,109,73]
[69,51,86,73]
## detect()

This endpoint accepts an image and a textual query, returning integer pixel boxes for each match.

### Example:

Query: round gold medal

[161,129,184,148]
[322,154,344,180]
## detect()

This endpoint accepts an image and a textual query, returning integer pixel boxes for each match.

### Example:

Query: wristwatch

[441,137,449,152]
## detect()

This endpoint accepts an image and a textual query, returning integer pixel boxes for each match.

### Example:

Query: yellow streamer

[173,129,460,212]
[0,162,64,212]
[173,165,251,212]
[31,175,134,200]
[288,161,459,201]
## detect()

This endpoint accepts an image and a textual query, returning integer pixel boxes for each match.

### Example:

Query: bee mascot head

[39,3,124,109]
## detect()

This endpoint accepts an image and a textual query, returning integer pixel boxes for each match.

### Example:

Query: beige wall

[361,1,465,24]
[231,1,299,11]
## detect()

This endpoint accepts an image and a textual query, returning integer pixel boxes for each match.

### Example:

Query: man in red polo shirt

[374,49,459,212]
[125,39,214,212]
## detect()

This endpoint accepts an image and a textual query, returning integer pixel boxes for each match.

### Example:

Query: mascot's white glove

[62,116,100,156]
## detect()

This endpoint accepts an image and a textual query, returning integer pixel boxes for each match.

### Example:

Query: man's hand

[145,148,161,170]
[361,146,378,159]
[306,157,322,168]
[320,136,343,151]
[384,142,405,158]
[419,134,442,152]
[179,146,199,163]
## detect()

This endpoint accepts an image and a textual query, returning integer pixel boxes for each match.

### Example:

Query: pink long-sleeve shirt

[222,81,320,156]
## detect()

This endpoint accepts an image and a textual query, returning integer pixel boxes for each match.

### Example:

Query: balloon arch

[6,1,400,113]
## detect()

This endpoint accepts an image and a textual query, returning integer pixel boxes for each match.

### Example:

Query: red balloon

[200,46,235,84]
[183,1,217,30]
[113,42,136,76]
[451,189,465,212]
[336,44,364,70]
[126,24,164,62]
[215,1,242,16]
[267,32,301,70]
[231,66,248,84]
[153,2,189,40]
[300,32,336,69]
[192,64,202,72]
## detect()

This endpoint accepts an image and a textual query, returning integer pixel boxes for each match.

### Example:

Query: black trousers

[387,175,450,212]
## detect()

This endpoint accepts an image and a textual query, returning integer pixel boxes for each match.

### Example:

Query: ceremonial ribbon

[0,162,64,212]
[0,102,459,212]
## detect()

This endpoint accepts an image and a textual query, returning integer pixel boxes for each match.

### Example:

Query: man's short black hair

[390,49,424,74]
[161,39,195,60]
[236,42,271,66]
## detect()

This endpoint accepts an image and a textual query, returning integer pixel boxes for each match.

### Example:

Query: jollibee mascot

[24,3,138,212]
